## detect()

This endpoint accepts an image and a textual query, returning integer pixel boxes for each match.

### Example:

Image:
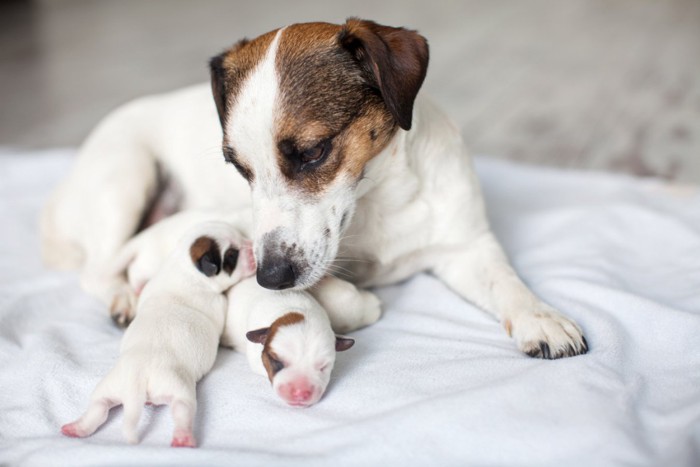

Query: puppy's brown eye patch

[262,350,286,381]
[268,355,285,374]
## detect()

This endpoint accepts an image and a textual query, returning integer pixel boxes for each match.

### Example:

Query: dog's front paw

[506,308,588,359]
[110,286,137,328]
[359,290,382,327]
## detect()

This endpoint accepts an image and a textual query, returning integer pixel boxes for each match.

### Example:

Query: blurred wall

[1,0,699,181]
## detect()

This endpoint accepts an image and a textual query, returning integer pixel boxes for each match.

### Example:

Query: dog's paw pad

[510,309,588,359]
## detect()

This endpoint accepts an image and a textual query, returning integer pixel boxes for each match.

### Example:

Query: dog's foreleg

[432,232,587,359]
[309,276,382,334]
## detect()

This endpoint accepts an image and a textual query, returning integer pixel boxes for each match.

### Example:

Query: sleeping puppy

[222,277,378,407]
[61,221,255,447]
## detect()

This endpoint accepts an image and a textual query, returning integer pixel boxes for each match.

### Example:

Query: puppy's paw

[110,286,137,328]
[171,429,196,448]
[61,422,88,438]
[507,308,588,359]
[359,290,382,327]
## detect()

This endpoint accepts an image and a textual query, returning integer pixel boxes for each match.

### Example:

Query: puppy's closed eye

[190,236,222,277]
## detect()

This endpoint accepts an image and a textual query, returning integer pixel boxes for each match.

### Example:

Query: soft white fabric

[1,149,698,466]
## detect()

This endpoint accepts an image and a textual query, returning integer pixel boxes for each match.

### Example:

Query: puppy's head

[187,221,256,290]
[246,312,354,407]
[210,19,429,290]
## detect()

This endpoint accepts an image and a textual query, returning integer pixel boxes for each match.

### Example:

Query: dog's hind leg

[432,232,588,359]
[170,399,196,448]
[61,398,116,438]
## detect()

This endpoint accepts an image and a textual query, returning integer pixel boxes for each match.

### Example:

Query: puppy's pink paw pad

[171,434,196,448]
[61,423,83,438]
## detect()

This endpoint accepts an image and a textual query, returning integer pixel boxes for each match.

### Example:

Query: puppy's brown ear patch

[335,336,355,352]
[190,236,221,277]
[339,18,429,130]
[246,327,270,344]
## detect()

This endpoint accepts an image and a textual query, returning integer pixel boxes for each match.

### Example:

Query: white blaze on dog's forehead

[226,29,283,193]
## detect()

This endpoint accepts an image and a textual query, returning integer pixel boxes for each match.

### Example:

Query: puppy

[61,221,255,446]
[86,208,252,327]
[222,277,378,407]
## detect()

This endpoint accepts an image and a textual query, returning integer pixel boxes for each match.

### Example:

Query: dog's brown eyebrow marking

[261,312,305,382]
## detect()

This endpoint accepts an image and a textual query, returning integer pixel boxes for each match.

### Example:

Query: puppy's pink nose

[279,378,315,406]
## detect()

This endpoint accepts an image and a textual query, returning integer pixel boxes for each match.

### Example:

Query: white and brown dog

[222,277,377,407]
[61,221,255,447]
[42,19,587,359]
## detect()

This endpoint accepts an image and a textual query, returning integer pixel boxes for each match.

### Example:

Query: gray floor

[1,0,699,181]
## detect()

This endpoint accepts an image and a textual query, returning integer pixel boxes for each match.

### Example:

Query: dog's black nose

[257,255,296,290]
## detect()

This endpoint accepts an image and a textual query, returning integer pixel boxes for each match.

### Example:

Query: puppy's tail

[121,380,146,444]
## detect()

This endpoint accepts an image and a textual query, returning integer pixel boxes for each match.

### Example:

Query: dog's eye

[300,140,331,167]
[268,355,285,374]
[223,146,253,182]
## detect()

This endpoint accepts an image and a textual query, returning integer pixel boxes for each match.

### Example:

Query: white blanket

[1,149,698,466]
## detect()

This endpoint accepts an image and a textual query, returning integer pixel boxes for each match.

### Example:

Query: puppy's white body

[43,22,587,359]
[97,208,252,326]
[61,222,254,446]
[222,277,372,406]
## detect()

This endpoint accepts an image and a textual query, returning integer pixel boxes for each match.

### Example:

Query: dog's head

[246,311,354,407]
[187,221,256,290]
[209,19,429,290]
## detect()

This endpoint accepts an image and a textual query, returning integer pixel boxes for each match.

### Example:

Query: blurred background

[1,0,698,181]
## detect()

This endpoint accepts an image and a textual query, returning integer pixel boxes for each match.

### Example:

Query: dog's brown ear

[246,328,270,344]
[190,236,221,277]
[339,18,429,130]
[209,39,250,127]
[335,336,355,352]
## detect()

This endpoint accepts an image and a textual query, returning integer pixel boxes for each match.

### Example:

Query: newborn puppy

[61,221,255,447]
[91,208,251,327]
[222,277,368,407]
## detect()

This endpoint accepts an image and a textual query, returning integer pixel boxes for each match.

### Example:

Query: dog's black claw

[540,342,552,359]
[581,336,589,353]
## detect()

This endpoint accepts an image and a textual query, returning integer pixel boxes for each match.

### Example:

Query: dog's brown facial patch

[271,22,404,195]
[260,311,305,382]
[210,20,428,196]
[190,236,222,277]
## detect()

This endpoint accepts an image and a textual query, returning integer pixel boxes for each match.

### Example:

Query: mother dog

[42,19,587,359]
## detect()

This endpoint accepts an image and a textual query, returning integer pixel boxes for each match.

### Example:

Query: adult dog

[41,19,587,359]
